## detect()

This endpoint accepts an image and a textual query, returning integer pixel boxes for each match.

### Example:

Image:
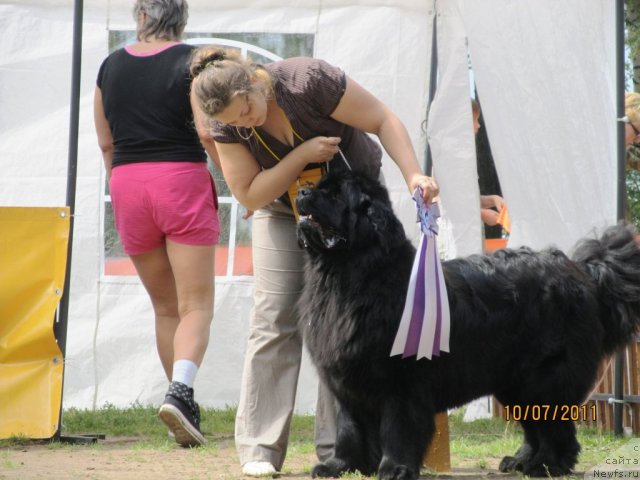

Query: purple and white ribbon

[390,188,450,359]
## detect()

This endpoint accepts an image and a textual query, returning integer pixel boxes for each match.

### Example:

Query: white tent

[0,0,617,413]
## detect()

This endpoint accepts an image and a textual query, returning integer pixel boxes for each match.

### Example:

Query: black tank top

[97,43,206,167]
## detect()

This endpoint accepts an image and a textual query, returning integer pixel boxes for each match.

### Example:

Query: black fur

[295,170,640,480]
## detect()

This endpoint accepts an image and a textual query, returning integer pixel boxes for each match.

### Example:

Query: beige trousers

[235,201,336,471]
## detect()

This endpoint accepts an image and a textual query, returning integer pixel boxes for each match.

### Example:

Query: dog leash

[336,148,352,171]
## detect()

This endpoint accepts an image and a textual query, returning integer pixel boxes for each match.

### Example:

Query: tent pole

[53,0,96,444]
[613,0,625,437]
[424,3,438,176]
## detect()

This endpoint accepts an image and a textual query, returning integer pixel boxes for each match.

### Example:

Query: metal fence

[582,340,640,433]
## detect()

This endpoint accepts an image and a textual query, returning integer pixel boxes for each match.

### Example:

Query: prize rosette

[390,188,450,359]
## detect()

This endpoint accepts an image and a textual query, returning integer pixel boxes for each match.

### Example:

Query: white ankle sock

[172,359,198,388]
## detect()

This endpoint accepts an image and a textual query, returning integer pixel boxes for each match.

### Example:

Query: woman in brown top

[189,46,439,477]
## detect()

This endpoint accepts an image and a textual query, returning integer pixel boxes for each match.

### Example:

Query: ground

[0,436,576,480]
[1,436,314,480]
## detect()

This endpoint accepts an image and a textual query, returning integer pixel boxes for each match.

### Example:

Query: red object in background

[484,238,508,253]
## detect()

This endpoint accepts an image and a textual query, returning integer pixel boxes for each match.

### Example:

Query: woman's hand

[481,208,500,226]
[480,194,505,212]
[410,174,440,205]
[297,136,341,165]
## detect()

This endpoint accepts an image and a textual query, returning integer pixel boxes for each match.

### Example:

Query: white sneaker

[242,461,276,477]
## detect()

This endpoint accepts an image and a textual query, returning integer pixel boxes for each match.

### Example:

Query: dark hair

[189,46,257,117]
[133,0,188,42]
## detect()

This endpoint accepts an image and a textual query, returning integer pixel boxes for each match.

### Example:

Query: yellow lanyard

[251,111,304,163]
[251,110,352,171]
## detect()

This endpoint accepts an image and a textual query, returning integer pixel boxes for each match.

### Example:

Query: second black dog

[295,170,640,480]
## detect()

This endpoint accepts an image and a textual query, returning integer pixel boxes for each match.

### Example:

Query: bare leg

[134,241,215,447]
[130,245,179,380]
[164,240,215,366]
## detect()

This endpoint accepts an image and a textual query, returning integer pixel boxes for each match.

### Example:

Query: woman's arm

[191,89,341,210]
[330,76,439,203]
[93,87,114,179]
[216,135,340,211]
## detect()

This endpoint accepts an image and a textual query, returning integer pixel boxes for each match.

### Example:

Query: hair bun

[211,50,226,62]
[191,47,227,77]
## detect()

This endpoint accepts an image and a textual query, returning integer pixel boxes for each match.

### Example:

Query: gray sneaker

[159,381,207,447]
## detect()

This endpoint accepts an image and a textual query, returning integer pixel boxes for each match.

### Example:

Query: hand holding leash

[299,136,341,164]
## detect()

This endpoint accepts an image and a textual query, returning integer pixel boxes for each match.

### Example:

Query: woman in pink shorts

[93,0,219,447]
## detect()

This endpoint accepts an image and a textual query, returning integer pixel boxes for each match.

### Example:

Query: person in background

[471,98,506,227]
[93,0,219,448]
[623,92,640,224]
[625,91,640,149]
[188,47,439,476]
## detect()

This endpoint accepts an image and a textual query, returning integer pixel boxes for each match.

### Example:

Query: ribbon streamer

[390,188,450,359]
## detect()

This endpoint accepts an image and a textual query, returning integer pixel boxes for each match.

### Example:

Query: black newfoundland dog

[295,170,640,480]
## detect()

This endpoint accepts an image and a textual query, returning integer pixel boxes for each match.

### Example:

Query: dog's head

[295,170,405,254]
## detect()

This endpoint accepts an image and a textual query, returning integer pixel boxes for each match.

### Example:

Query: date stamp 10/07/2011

[503,404,597,422]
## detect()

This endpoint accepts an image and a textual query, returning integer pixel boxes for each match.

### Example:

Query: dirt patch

[0,436,316,480]
[0,437,574,480]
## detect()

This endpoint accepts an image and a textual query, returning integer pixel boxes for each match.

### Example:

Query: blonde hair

[626,92,640,132]
[190,46,264,117]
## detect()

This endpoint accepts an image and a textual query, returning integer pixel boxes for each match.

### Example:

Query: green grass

[446,409,635,477]
[57,401,315,445]
[0,404,632,477]
[57,401,238,449]
[448,408,521,470]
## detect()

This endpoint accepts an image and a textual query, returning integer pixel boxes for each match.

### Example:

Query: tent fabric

[427,0,484,258]
[0,1,616,412]
[457,0,617,251]
[0,1,435,412]
[428,0,616,258]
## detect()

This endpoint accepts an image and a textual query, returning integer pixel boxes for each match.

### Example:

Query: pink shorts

[109,162,220,256]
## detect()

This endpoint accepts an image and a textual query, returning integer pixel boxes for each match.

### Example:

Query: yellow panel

[0,207,69,439]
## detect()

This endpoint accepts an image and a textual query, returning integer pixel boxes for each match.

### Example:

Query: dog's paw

[311,459,349,478]
[311,463,334,478]
[498,456,524,473]
[378,464,418,480]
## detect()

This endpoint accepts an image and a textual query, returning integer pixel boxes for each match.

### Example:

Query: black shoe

[159,381,207,447]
